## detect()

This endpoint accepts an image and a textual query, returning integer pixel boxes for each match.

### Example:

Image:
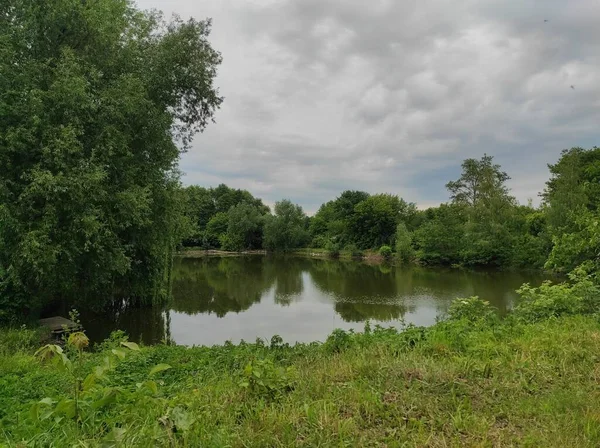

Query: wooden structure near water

[39,316,80,334]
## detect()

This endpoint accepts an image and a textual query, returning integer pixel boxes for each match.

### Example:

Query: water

[79,256,552,346]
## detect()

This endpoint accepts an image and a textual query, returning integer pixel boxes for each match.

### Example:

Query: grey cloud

[139,0,600,209]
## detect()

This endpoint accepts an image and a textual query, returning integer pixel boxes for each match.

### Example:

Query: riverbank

[1,272,599,446]
[177,247,387,262]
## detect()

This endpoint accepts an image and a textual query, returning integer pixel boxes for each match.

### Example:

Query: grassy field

[1,273,600,447]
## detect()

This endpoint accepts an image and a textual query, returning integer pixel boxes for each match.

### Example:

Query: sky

[137,0,600,214]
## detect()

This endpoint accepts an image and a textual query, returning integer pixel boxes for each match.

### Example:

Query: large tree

[543,147,600,233]
[348,194,416,249]
[446,154,510,207]
[0,0,222,319]
[263,200,309,252]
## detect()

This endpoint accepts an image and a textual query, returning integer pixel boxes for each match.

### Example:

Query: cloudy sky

[138,0,599,213]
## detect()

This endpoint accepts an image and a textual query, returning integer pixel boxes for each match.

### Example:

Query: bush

[325,329,354,353]
[379,245,392,259]
[0,326,46,356]
[345,244,363,259]
[311,235,328,249]
[512,265,600,322]
[239,358,296,399]
[325,239,341,258]
[447,296,498,325]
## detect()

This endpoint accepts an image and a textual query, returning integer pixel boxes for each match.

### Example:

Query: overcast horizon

[137,0,600,214]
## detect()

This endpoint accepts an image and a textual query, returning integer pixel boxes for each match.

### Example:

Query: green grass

[2,274,600,447]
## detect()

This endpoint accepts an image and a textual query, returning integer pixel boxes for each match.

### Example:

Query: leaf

[121,341,140,351]
[83,373,97,391]
[94,365,107,379]
[29,403,39,421]
[111,348,126,360]
[54,398,77,419]
[172,406,195,431]
[149,364,172,376]
[92,388,119,410]
[39,397,54,406]
[102,427,126,444]
[137,380,158,395]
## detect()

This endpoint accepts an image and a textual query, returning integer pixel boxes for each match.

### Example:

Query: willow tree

[0,0,222,319]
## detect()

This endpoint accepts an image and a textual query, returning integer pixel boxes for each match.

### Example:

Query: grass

[2,274,600,447]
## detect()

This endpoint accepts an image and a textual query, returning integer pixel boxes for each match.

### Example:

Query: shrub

[379,245,392,259]
[311,235,328,249]
[512,265,600,322]
[239,358,295,399]
[325,239,341,258]
[345,244,363,258]
[447,296,498,325]
[325,329,353,353]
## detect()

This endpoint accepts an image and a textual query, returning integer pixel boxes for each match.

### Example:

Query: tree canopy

[0,0,222,319]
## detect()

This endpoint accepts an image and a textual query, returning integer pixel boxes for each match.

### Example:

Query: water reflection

[79,256,552,346]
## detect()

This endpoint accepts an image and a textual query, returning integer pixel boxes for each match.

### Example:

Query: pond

[78,256,552,346]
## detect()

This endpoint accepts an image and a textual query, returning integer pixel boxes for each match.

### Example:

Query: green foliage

[447,297,498,325]
[394,222,414,262]
[446,154,510,207]
[0,0,222,318]
[239,358,295,399]
[543,147,600,232]
[325,239,341,258]
[0,326,46,356]
[204,212,229,249]
[344,243,363,258]
[181,184,269,248]
[223,203,264,252]
[348,194,416,249]
[512,266,600,322]
[325,328,353,353]
[379,245,392,259]
[263,200,309,252]
[546,209,600,273]
[414,205,464,265]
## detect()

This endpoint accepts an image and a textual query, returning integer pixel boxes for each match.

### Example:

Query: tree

[0,0,223,319]
[182,186,215,246]
[394,223,414,263]
[222,203,264,252]
[310,190,370,247]
[445,155,517,266]
[545,209,600,273]
[414,204,465,265]
[263,200,309,252]
[446,155,510,207]
[543,147,600,233]
[181,184,269,248]
[204,213,229,250]
[348,194,416,249]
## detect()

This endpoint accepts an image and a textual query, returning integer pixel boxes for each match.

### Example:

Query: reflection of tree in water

[77,301,167,346]
[309,259,399,300]
[265,256,310,306]
[171,257,277,317]
[308,259,409,322]
[334,301,407,322]
[306,259,549,322]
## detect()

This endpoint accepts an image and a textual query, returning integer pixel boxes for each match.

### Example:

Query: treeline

[181,147,600,273]
[180,185,310,252]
